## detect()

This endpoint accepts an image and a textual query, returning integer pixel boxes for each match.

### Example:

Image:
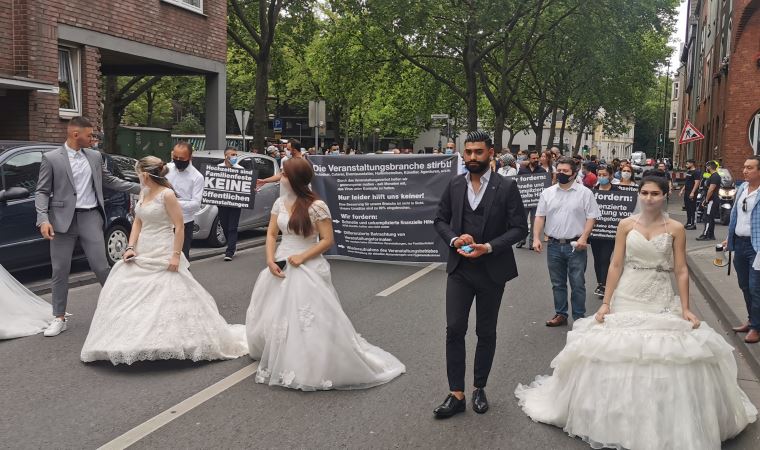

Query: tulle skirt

[0,264,52,339]
[245,256,405,391]
[515,312,757,450]
[80,255,248,365]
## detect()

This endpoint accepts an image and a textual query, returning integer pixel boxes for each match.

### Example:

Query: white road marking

[375,263,442,297]
[98,362,259,450]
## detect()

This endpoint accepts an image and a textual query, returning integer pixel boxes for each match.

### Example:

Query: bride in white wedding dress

[80,156,247,365]
[0,264,52,339]
[515,175,757,450]
[246,158,405,391]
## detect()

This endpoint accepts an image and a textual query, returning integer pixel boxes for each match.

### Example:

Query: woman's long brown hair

[283,158,318,236]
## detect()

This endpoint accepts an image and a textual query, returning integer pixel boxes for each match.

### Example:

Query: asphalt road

[2,243,759,449]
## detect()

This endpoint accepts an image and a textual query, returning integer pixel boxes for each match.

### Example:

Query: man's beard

[466,160,490,174]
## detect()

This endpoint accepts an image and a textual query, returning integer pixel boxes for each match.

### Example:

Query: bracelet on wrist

[126,246,135,251]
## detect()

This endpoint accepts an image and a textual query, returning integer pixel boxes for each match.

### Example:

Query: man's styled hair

[288,138,301,148]
[68,116,93,129]
[464,130,492,148]
[528,150,540,157]
[174,140,194,155]
[557,156,577,172]
[225,146,238,154]
[746,156,760,168]
[686,158,695,164]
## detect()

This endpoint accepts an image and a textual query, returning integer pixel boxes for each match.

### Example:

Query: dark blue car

[0,141,137,272]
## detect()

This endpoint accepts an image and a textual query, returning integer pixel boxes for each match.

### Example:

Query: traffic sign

[678,120,705,144]
[233,109,250,135]
[273,118,283,133]
[431,114,449,120]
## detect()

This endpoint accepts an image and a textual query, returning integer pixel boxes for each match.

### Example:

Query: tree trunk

[464,36,479,131]
[558,108,568,152]
[103,76,121,155]
[574,121,587,155]
[493,109,505,152]
[533,124,543,150]
[145,87,155,127]
[251,57,270,152]
[507,127,516,151]
[546,106,558,148]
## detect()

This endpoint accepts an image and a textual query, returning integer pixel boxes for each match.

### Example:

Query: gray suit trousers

[51,209,110,316]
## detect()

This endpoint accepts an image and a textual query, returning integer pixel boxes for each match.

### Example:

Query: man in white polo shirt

[533,156,600,327]
[166,141,204,259]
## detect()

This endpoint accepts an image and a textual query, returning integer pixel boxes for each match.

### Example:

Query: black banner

[590,189,638,240]
[309,155,457,262]
[516,172,552,208]
[616,183,639,193]
[201,165,257,209]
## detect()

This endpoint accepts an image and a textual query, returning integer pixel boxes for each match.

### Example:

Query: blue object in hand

[461,245,474,253]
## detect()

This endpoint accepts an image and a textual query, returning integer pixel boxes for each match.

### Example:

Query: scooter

[716,168,736,225]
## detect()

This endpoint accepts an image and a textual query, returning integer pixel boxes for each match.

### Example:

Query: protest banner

[309,155,457,262]
[515,172,552,208]
[201,165,257,209]
[590,188,638,239]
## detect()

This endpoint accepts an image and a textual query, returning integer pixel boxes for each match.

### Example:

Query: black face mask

[466,160,490,174]
[557,172,574,184]
[173,159,190,171]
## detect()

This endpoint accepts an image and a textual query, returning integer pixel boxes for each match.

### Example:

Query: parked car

[0,141,136,272]
[190,151,280,246]
[631,151,647,166]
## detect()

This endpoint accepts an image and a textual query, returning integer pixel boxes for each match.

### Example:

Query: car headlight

[718,188,736,197]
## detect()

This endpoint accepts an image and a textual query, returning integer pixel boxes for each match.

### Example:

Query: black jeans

[684,193,697,225]
[445,261,505,392]
[219,207,242,257]
[590,238,615,286]
[702,200,717,237]
[182,221,194,259]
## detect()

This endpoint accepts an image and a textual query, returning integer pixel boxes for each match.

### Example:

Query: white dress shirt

[466,170,491,210]
[536,183,601,239]
[166,162,205,223]
[65,142,97,209]
[735,186,759,237]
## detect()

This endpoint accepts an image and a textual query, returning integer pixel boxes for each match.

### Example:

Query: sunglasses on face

[743,197,749,213]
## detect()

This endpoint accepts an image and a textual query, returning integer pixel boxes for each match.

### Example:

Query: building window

[672,82,679,100]
[162,0,203,14]
[670,112,678,130]
[58,46,81,116]
[750,111,760,156]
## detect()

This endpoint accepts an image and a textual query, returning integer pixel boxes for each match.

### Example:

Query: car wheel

[206,214,227,247]
[105,224,130,266]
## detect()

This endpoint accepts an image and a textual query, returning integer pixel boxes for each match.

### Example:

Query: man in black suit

[433,131,528,418]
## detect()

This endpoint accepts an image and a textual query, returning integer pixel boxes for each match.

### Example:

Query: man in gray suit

[35,116,140,336]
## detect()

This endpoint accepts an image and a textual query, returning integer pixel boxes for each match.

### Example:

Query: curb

[686,251,760,377]
[27,237,267,296]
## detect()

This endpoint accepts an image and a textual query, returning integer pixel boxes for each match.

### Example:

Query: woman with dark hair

[589,166,617,297]
[81,156,248,365]
[246,158,405,391]
[516,175,757,449]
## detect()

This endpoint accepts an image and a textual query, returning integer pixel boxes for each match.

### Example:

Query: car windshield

[717,168,733,187]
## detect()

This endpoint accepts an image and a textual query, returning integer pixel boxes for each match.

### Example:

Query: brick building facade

[0,0,227,147]
[676,0,760,177]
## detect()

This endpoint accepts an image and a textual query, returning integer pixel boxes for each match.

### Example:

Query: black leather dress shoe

[696,235,715,241]
[516,240,525,248]
[472,388,489,414]
[433,394,466,418]
[684,224,696,230]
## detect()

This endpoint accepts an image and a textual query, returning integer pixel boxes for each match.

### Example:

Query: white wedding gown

[0,264,52,339]
[81,189,248,365]
[515,224,757,449]
[245,198,405,391]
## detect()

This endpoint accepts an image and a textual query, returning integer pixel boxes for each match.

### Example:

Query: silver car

[190,151,280,246]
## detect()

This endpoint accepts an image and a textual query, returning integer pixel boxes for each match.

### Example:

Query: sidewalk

[25,235,266,295]
[669,202,760,376]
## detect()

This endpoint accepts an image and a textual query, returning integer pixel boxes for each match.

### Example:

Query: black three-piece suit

[434,171,528,391]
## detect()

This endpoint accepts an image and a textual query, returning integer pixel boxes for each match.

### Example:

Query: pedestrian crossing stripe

[679,120,705,144]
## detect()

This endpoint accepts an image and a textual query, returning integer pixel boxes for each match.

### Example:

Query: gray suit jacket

[35,146,141,233]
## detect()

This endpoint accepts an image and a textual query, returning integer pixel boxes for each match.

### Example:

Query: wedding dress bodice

[612,228,678,314]
[273,198,331,260]
[134,189,178,265]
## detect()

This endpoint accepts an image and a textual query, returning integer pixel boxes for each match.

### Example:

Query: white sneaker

[44,318,67,337]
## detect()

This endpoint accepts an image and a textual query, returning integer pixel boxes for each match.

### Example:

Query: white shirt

[497,166,517,177]
[536,183,601,239]
[166,162,204,223]
[466,170,491,210]
[735,185,759,237]
[217,161,244,169]
[65,142,97,209]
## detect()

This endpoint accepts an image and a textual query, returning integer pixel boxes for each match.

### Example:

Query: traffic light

[582,145,589,154]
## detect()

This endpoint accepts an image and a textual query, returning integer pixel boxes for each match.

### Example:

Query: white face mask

[621,172,632,180]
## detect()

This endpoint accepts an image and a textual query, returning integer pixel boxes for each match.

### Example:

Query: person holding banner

[589,166,618,298]
[166,141,204,259]
[218,147,245,261]
[533,157,600,327]
[245,158,405,391]
[517,151,547,250]
[433,131,528,418]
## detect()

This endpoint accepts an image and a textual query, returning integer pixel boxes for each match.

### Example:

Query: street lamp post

[297,123,303,143]
[374,127,380,152]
